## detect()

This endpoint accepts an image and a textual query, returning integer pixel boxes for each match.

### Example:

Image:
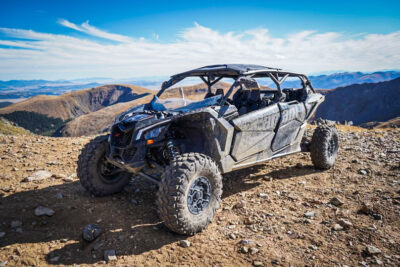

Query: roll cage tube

[156,69,315,101]
[157,75,225,98]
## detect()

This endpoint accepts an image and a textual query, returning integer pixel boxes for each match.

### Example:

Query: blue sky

[0,0,399,80]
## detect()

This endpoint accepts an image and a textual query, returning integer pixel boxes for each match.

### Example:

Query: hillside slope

[374,117,400,129]
[59,94,154,136]
[0,117,32,135]
[0,84,152,120]
[315,78,400,125]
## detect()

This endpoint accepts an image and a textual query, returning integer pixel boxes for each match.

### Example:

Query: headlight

[144,126,166,140]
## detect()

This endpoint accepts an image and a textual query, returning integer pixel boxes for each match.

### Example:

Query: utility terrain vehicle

[77,64,339,235]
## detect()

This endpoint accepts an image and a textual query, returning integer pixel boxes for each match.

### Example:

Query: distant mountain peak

[308,71,400,89]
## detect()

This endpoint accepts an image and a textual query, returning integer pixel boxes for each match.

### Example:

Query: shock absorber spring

[166,140,179,160]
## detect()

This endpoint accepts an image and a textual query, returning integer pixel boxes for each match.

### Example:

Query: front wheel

[77,135,131,196]
[156,153,223,235]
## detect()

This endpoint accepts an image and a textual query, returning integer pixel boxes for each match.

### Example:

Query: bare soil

[0,126,399,266]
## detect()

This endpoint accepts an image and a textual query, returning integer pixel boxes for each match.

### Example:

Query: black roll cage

[156,65,315,106]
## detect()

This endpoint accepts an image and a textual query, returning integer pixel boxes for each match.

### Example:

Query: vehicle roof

[171,64,305,78]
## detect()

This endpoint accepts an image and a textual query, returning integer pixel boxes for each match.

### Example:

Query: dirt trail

[0,126,399,266]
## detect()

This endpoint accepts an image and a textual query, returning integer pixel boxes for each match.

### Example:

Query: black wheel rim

[98,156,123,184]
[187,176,212,215]
[327,137,337,157]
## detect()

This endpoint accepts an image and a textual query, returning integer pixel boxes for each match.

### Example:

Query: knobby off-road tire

[156,153,223,235]
[77,135,131,196]
[310,125,339,170]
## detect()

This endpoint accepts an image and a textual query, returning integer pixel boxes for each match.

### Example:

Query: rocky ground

[0,126,399,266]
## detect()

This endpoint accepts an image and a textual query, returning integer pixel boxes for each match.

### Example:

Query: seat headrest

[248,89,261,103]
[215,88,224,96]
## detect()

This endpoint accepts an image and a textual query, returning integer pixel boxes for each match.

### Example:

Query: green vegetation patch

[0,102,13,108]
[2,111,68,136]
[0,118,32,135]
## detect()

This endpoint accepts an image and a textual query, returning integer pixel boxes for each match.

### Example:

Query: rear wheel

[156,153,223,235]
[310,125,339,170]
[77,135,131,196]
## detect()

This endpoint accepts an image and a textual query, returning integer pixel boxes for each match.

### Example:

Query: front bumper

[106,124,146,174]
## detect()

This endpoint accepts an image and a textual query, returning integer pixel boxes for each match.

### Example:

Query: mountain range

[0,71,399,102]
[0,73,399,137]
[315,77,400,125]
[308,71,400,89]
[0,84,151,121]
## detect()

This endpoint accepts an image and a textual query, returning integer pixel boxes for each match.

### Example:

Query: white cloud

[0,21,399,80]
[57,19,133,43]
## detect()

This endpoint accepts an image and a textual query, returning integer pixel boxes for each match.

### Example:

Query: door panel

[230,104,280,161]
[271,102,306,152]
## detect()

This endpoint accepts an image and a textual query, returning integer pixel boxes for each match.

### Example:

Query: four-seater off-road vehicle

[77,64,339,235]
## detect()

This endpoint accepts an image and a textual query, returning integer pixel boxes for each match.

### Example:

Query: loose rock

[250,247,259,254]
[329,197,344,207]
[49,256,60,262]
[104,250,117,262]
[22,170,52,182]
[233,200,246,209]
[365,245,381,256]
[304,211,316,218]
[239,239,254,245]
[359,202,373,215]
[258,193,268,198]
[179,240,191,248]
[337,219,352,230]
[10,220,22,228]
[372,213,383,220]
[332,224,344,231]
[34,206,55,217]
[82,224,102,242]
[240,246,249,253]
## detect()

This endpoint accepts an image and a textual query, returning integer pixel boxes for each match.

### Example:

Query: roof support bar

[278,74,289,85]
[201,75,223,92]
[209,76,223,87]
[200,76,208,85]
[220,79,239,106]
